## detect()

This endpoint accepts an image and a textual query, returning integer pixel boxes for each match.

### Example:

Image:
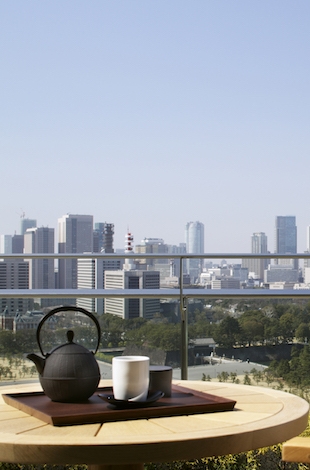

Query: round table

[0,380,308,470]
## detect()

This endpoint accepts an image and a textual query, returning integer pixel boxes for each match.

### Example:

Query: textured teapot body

[39,341,100,402]
[27,306,101,403]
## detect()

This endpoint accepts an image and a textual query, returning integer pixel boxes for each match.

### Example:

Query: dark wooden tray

[2,385,236,426]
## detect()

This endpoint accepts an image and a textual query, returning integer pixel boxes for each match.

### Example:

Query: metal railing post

[180,256,188,380]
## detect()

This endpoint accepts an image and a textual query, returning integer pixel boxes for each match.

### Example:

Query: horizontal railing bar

[1,288,310,299]
[0,253,309,260]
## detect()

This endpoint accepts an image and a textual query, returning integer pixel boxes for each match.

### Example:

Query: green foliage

[279,313,295,342]
[99,313,126,348]
[146,445,305,469]
[0,331,18,355]
[0,355,37,381]
[238,310,265,346]
[295,323,310,343]
[96,352,113,363]
[250,368,264,385]
[123,321,182,351]
[0,466,86,470]
[217,371,229,382]
[196,299,310,348]
[202,374,212,382]
[213,316,240,348]
[0,446,307,470]
[229,372,237,383]
[1,298,307,357]
[243,373,251,385]
[269,345,310,390]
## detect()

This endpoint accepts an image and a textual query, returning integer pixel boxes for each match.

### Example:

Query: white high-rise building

[58,214,93,289]
[242,232,269,280]
[104,270,160,320]
[252,232,268,254]
[24,227,55,289]
[0,235,12,254]
[185,221,204,282]
[77,257,121,314]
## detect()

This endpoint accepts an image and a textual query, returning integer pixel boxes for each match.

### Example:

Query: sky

[1,1,310,253]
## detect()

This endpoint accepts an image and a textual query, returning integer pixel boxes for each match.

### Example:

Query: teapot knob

[67,330,74,343]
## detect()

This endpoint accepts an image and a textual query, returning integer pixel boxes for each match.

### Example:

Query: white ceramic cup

[112,355,150,402]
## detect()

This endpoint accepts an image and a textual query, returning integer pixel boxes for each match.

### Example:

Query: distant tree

[269,345,310,389]
[279,312,295,342]
[147,323,181,351]
[217,371,229,382]
[0,330,18,355]
[277,359,291,377]
[273,304,288,319]
[213,316,240,348]
[230,372,237,383]
[189,316,213,339]
[295,323,310,343]
[15,330,37,353]
[99,314,124,348]
[239,317,264,346]
[288,345,310,388]
[243,373,251,385]
[264,317,280,345]
[250,368,263,385]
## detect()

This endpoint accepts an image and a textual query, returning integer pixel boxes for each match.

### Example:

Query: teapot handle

[36,306,101,357]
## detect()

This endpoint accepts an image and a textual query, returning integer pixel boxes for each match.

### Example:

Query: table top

[0,380,308,466]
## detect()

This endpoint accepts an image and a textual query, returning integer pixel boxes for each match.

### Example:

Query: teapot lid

[49,330,92,355]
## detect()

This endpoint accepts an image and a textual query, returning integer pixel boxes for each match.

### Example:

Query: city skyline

[2,213,310,256]
[1,2,310,252]
[1,212,309,316]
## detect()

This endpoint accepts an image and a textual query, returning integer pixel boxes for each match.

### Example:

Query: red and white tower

[124,230,135,271]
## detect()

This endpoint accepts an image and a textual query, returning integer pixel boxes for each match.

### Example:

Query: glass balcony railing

[1,252,310,379]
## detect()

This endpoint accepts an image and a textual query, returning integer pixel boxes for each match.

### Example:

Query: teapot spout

[27,353,45,375]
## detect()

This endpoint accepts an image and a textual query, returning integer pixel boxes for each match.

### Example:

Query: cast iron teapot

[27,306,101,402]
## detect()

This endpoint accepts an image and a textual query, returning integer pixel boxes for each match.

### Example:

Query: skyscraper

[20,218,37,235]
[77,257,121,314]
[93,223,114,253]
[185,221,204,282]
[58,214,93,289]
[242,232,268,279]
[12,234,24,253]
[0,259,31,314]
[24,227,55,289]
[104,270,160,320]
[0,235,12,254]
[135,238,169,272]
[275,216,297,269]
[252,232,268,254]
